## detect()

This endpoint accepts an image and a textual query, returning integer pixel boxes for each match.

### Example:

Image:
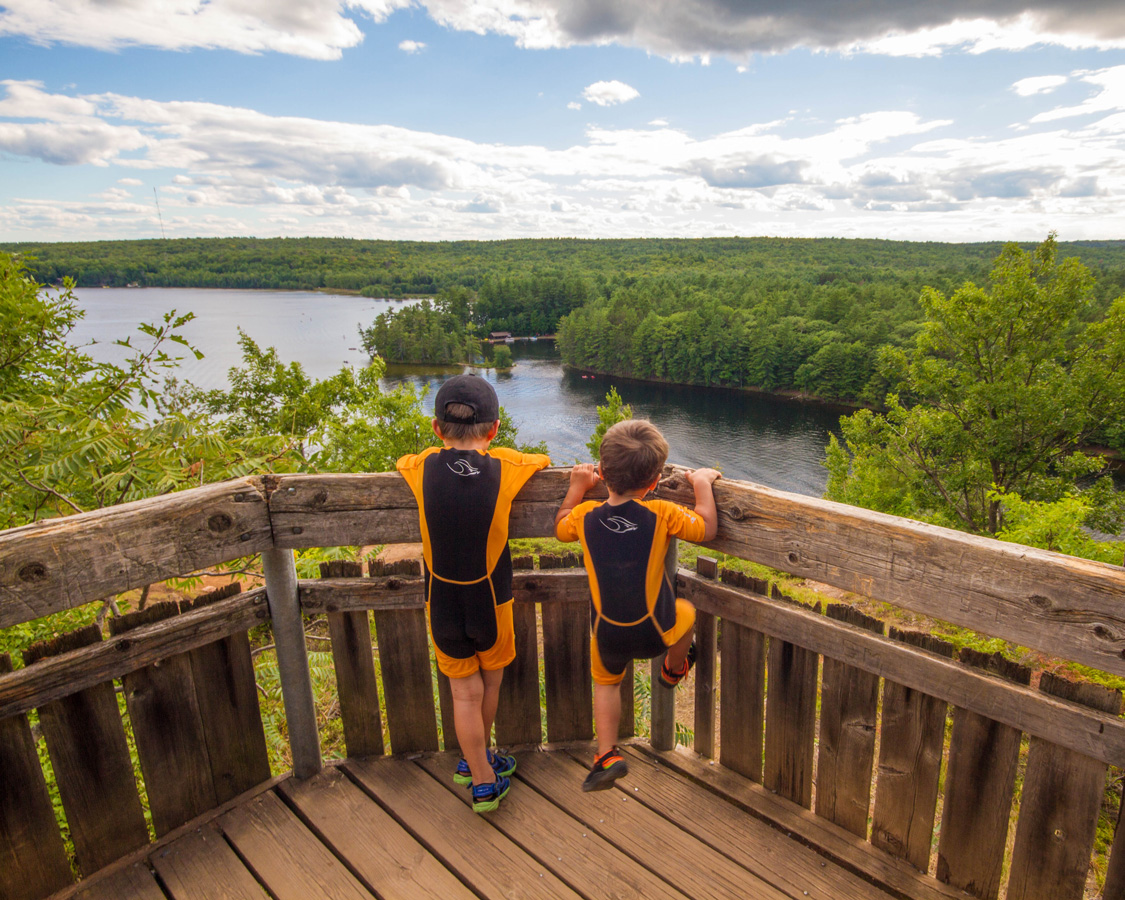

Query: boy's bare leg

[480,666,503,747]
[450,671,495,786]
[663,626,694,671]
[593,682,622,758]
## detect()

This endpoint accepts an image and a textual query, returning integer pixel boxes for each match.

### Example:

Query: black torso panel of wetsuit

[582,499,673,665]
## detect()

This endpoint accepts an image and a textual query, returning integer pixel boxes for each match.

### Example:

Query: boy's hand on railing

[684,467,721,488]
[555,463,600,528]
[568,463,601,493]
[684,468,721,540]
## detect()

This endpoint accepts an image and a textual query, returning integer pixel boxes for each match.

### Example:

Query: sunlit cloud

[4,77,1125,242]
[582,80,639,107]
[1013,74,1069,96]
[399,39,426,53]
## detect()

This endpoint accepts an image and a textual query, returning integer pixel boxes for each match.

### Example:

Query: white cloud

[5,1,1125,61]
[567,101,582,111]
[1032,65,1125,122]
[1013,74,1069,96]
[0,0,411,60]
[582,80,639,107]
[6,77,1125,242]
[399,39,426,53]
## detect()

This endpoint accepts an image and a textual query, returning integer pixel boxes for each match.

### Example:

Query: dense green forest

[8,234,1125,433]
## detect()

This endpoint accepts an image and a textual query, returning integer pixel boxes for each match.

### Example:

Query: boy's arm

[684,468,721,541]
[555,464,600,532]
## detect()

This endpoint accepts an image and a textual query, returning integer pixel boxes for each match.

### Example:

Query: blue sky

[3,1,1125,243]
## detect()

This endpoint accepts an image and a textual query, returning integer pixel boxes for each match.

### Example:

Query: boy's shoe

[454,749,517,785]
[582,747,628,792]
[472,776,511,813]
[658,642,697,689]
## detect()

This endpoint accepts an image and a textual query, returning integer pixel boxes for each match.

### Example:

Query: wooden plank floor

[61,745,969,900]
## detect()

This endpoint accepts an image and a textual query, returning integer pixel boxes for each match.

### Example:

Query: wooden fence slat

[649,539,679,752]
[182,586,272,803]
[815,604,884,838]
[372,607,439,753]
[540,576,592,743]
[871,628,954,872]
[0,653,74,900]
[681,571,1125,767]
[318,562,384,759]
[495,599,542,747]
[0,590,268,721]
[691,560,720,758]
[719,570,766,782]
[1105,796,1125,900]
[23,626,149,877]
[1007,673,1122,900]
[936,649,1030,900]
[110,604,218,837]
[763,596,820,808]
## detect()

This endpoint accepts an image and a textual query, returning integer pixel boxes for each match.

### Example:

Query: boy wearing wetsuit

[554,419,719,791]
[397,374,550,812]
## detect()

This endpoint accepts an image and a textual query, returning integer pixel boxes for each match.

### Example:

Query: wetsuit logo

[602,516,638,533]
[446,459,481,477]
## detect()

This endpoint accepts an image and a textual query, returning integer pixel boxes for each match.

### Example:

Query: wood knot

[787,551,800,566]
[207,513,234,533]
[1028,594,1052,611]
[1093,624,1116,641]
[312,490,328,506]
[18,562,48,583]
[727,505,747,521]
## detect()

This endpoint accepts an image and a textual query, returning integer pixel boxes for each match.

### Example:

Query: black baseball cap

[434,374,499,424]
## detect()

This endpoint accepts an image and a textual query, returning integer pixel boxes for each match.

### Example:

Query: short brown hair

[436,402,495,440]
[599,419,668,494]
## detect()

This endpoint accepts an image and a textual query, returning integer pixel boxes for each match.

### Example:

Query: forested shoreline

[8,234,1125,446]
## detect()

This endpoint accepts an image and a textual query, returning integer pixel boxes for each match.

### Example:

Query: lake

[72,287,845,497]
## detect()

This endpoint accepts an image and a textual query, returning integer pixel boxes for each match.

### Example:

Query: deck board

[49,745,958,900]
[149,824,269,900]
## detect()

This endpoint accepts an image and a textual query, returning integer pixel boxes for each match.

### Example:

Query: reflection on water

[72,289,843,497]
[385,342,845,497]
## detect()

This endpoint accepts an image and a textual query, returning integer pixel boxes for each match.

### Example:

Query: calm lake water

[73,287,845,497]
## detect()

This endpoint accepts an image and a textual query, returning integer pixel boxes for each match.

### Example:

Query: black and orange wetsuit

[556,498,706,685]
[397,445,550,679]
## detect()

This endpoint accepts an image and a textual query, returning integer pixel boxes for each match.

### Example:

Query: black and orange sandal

[658,642,697,689]
[582,746,628,792]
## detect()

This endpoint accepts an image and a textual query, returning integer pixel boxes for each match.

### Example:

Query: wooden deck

[58,744,964,900]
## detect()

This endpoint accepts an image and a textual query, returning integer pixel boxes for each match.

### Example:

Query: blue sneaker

[472,775,510,813]
[454,750,517,785]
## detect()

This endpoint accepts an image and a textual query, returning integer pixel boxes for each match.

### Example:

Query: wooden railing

[1,468,1124,900]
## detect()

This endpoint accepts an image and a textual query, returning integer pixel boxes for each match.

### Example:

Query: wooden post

[261,547,321,778]
[650,539,677,751]
[693,556,719,758]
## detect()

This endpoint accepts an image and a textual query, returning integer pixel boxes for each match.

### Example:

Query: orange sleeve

[657,499,708,542]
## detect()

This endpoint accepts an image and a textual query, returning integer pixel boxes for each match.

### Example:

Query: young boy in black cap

[555,419,719,791]
[396,374,550,812]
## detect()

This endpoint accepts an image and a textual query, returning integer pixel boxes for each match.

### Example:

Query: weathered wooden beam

[265,471,582,548]
[297,568,590,613]
[4,464,1124,679]
[655,467,1125,679]
[679,570,1125,767]
[0,590,268,719]
[0,477,272,629]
